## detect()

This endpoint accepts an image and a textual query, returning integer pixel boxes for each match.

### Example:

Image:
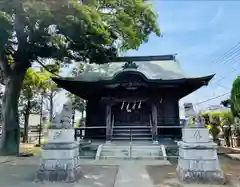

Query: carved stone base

[176,128,226,184]
[176,166,225,184]
[35,141,81,182]
[36,164,82,183]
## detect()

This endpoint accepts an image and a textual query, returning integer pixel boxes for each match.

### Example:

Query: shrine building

[52,55,214,142]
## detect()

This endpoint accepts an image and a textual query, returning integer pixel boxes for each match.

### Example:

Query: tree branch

[36,59,60,77]
[0,52,12,84]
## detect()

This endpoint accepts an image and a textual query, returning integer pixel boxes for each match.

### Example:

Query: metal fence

[74,125,185,141]
[74,125,184,159]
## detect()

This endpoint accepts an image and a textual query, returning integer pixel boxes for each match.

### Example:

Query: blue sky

[125,0,240,115]
[55,0,240,118]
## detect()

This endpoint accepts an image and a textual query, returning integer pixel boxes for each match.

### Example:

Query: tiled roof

[72,59,205,82]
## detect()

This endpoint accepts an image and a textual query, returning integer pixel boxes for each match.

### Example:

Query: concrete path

[114,162,155,187]
[3,156,170,166]
[0,156,16,164]
[0,156,169,187]
[226,154,240,160]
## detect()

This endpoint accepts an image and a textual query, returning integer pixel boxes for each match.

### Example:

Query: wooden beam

[152,103,158,142]
[108,55,176,63]
[106,104,112,141]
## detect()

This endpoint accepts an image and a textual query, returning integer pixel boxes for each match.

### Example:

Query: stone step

[114,123,150,126]
[100,152,161,156]
[100,156,163,160]
[113,127,151,129]
[101,150,161,153]
[111,137,152,141]
[99,143,164,160]
[113,128,151,132]
[100,149,161,153]
[100,151,162,156]
[112,133,152,137]
[111,140,154,143]
[99,150,161,154]
[102,146,161,150]
[106,156,162,159]
[113,133,151,137]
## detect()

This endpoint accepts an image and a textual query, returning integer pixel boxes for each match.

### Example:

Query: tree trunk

[49,91,53,123]
[38,92,44,146]
[236,137,240,147]
[72,109,75,127]
[23,99,31,143]
[0,69,26,155]
[81,100,85,119]
[81,110,84,119]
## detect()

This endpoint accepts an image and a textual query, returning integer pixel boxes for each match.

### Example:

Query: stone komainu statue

[183,102,204,128]
[51,100,73,129]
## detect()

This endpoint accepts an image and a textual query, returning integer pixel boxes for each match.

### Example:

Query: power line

[222,52,240,65]
[180,43,240,110]
[203,42,240,91]
[193,92,230,106]
[210,48,240,71]
[212,42,240,64]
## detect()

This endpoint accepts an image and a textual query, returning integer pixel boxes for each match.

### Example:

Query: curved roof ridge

[174,59,189,77]
[72,58,212,81]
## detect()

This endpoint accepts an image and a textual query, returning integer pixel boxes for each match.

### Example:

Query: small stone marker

[35,100,81,182]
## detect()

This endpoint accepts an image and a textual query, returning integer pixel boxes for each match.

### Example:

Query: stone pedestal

[35,129,81,182]
[176,128,225,183]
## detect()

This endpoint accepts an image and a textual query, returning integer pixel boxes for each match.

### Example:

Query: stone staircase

[112,122,152,142]
[96,143,166,160]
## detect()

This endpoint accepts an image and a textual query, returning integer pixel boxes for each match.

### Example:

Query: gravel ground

[146,157,240,187]
[0,162,118,187]
[3,144,240,187]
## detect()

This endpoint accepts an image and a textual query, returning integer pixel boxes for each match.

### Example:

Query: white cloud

[208,6,223,26]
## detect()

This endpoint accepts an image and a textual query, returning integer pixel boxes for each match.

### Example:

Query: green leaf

[231,76,240,117]
[0,11,12,51]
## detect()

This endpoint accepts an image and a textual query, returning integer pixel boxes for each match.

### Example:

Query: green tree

[220,111,234,147]
[19,68,49,143]
[230,76,240,146]
[37,64,61,123]
[231,76,240,118]
[45,81,61,123]
[66,62,90,125]
[0,0,160,155]
[0,85,4,129]
[221,99,231,108]
[66,92,86,126]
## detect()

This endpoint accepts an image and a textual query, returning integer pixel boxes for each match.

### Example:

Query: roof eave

[51,74,215,100]
[177,74,215,99]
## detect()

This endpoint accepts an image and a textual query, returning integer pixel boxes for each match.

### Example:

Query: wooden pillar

[106,104,112,142]
[152,103,158,143]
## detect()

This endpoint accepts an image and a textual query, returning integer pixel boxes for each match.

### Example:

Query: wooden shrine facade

[52,55,214,141]
[85,92,180,140]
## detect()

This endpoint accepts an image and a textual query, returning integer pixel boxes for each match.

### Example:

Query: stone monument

[176,103,225,183]
[35,100,81,182]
